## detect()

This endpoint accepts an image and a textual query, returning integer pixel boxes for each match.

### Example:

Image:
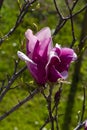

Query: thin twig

[74,120,86,130]
[0,66,27,102]
[55,105,59,130]
[0,0,37,45]
[54,83,62,130]
[0,0,4,9]
[81,35,87,44]
[53,0,63,19]
[13,59,20,75]
[71,0,79,11]
[53,19,66,35]
[65,0,76,48]
[0,87,40,121]
[53,3,87,35]
[48,86,54,130]
[40,85,55,130]
[74,86,86,130]
[40,118,50,130]
[80,86,86,122]
[68,3,87,19]
[0,80,5,93]
[40,114,64,130]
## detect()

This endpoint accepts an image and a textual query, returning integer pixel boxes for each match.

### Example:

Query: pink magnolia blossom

[85,120,87,130]
[17,27,77,84]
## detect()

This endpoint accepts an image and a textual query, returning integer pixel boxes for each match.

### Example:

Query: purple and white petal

[36,27,53,51]
[36,27,51,42]
[25,29,38,58]
[61,71,68,79]
[17,51,36,65]
[47,66,63,82]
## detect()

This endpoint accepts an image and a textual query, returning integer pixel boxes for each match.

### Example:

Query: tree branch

[80,86,86,123]
[0,0,37,46]
[53,0,63,19]
[71,0,79,11]
[74,121,86,130]
[0,66,27,102]
[53,3,87,35]
[0,0,4,9]
[47,86,54,130]
[0,87,40,121]
[65,0,76,48]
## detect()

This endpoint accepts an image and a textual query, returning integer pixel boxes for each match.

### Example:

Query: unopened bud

[54,87,62,104]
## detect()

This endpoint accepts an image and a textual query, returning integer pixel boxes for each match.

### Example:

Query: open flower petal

[25,29,38,58]
[84,120,87,130]
[61,48,77,62]
[46,50,61,82]
[55,48,77,73]
[36,27,53,52]
[61,71,68,79]
[39,38,51,59]
[47,66,63,82]
[17,27,77,84]
[36,27,51,42]
[17,51,36,65]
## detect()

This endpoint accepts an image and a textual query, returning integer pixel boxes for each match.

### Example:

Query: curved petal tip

[17,51,36,64]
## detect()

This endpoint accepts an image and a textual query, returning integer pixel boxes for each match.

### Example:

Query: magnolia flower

[17,27,77,84]
[84,120,87,130]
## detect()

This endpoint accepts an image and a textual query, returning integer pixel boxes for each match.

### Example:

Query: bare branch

[81,35,87,43]
[53,0,63,19]
[66,3,87,20]
[13,59,20,75]
[53,20,66,35]
[71,0,79,11]
[74,86,86,130]
[65,0,76,48]
[0,87,40,121]
[74,120,86,130]
[0,66,27,102]
[0,0,4,9]
[53,3,87,35]
[80,87,86,123]
[0,0,37,46]
[47,86,54,130]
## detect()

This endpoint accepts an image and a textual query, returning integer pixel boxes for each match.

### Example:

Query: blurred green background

[0,0,87,130]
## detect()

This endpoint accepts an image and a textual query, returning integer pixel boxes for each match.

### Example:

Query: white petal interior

[73,52,77,60]
[55,43,61,48]
[17,51,36,64]
[61,71,68,79]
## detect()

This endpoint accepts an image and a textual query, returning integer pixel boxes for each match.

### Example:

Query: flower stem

[47,86,54,130]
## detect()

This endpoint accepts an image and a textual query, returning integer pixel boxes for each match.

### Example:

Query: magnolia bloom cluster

[17,27,77,85]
